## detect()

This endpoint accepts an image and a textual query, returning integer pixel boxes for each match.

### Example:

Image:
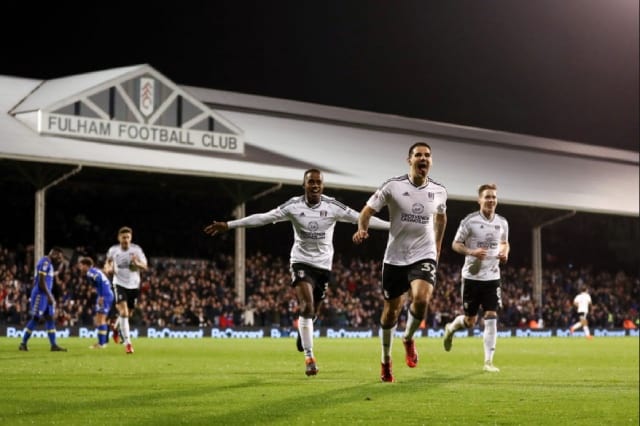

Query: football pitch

[1,336,637,425]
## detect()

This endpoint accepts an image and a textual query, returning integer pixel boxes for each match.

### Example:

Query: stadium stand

[1,245,638,331]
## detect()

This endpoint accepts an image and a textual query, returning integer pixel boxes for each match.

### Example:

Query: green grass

[0,336,637,425]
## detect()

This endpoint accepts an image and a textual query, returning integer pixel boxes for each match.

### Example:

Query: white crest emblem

[139,77,155,117]
[412,203,424,214]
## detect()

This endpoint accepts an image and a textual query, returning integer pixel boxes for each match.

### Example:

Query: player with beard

[204,168,389,376]
[353,142,448,382]
[19,247,68,352]
[105,226,148,354]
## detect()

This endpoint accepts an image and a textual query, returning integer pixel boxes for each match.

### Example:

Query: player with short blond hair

[443,183,510,372]
[78,256,114,349]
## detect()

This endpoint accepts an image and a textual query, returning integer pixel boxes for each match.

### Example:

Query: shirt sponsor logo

[300,231,326,240]
[477,241,499,250]
[401,213,429,224]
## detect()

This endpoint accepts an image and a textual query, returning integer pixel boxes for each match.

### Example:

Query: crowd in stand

[1,245,638,331]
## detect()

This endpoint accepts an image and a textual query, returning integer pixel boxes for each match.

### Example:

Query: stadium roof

[1,64,638,216]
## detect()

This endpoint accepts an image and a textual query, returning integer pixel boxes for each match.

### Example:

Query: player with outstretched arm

[204,168,389,377]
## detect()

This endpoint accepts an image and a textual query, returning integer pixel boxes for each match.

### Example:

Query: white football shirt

[454,210,509,281]
[574,291,592,314]
[228,195,389,271]
[105,243,147,289]
[366,175,447,266]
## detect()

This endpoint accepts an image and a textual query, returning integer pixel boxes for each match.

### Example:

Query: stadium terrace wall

[2,326,637,340]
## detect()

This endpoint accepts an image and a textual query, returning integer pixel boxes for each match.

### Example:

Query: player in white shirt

[353,142,448,383]
[570,286,593,339]
[104,226,148,354]
[443,183,510,372]
[204,169,389,376]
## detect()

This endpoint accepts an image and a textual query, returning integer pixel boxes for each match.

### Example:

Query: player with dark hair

[105,226,148,354]
[443,183,510,372]
[570,285,593,339]
[353,142,448,382]
[19,247,68,352]
[78,256,115,349]
[204,168,389,376]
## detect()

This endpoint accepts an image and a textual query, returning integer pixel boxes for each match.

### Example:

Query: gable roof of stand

[1,64,638,216]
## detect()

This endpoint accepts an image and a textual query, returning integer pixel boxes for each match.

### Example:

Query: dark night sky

[3,1,639,151]
[1,1,638,272]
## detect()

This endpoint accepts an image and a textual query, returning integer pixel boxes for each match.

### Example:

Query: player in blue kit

[19,247,67,352]
[78,256,115,349]
[205,168,390,376]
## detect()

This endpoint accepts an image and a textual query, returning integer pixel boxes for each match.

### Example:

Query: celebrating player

[353,142,448,382]
[204,168,389,376]
[443,183,510,372]
[105,226,148,354]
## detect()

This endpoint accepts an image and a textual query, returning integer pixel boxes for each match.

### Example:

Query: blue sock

[98,324,108,345]
[21,319,38,344]
[46,320,57,345]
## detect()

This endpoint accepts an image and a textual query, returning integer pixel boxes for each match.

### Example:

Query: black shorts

[381,259,437,300]
[290,263,330,302]
[114,285,140,311]
[461,278,502,316]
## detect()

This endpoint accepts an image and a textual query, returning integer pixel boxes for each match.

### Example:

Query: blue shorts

[29,291,55,319]
[95,292,115,315]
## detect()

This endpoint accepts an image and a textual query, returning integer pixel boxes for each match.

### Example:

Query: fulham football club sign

[36,66,245,155]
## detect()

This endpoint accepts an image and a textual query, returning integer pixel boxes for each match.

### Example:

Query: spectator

[1,246,638,334]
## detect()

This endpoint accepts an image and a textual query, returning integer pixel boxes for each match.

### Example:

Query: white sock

[298,317,314,358]
[404,310,421,340]
[583,325,591,337]
[451,315,466,331]
[483,318,497,364]
[381,325,396,363]
[571,322,583,331]
[122,317,131,344]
